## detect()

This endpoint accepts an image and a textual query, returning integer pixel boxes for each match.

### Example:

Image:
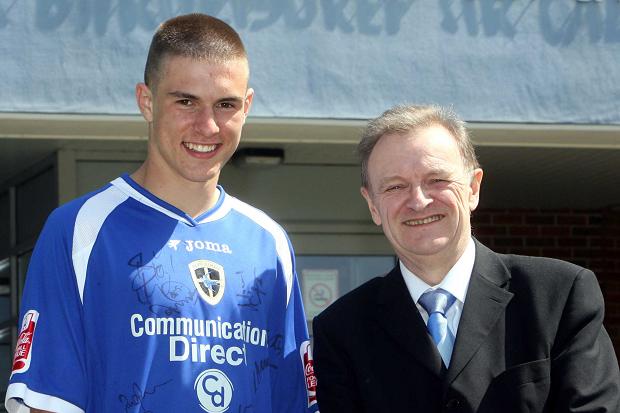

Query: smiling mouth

[404,215,443,226]
[183,142,217,153]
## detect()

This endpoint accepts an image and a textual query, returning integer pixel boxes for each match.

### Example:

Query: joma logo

[167,240,232,254]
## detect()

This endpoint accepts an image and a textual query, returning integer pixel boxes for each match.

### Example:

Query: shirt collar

[400,237,476,304]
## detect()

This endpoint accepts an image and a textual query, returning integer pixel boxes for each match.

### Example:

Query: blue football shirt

[6,175,319,413]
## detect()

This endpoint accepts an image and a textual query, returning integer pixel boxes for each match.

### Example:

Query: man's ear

[361,186,382,226]
[469,168,484,211]
[135,83,154,123]
[243,87,254,120]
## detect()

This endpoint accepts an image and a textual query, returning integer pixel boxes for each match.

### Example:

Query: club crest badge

[189,260,226,305]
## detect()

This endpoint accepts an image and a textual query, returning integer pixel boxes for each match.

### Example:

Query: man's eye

[218,102,236,109]
[177,99,193,106]
[385,185,403,192]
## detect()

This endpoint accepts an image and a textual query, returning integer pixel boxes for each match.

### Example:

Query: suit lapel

[374,267,444,377]
[446,241,514,383]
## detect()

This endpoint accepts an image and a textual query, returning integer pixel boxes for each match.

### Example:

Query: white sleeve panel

[6,383,85,413]
[72,185,128,303]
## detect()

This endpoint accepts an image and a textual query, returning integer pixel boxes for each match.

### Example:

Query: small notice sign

[302,269,339,319]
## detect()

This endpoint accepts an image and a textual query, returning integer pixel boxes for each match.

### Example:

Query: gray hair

[357,104,480,188]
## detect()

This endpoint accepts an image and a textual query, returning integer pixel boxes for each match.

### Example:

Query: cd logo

[195,369,234,412]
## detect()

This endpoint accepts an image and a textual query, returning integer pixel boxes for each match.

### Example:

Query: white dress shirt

[400,238,476,339]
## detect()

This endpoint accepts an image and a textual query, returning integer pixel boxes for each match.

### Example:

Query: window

[297,255,396,326]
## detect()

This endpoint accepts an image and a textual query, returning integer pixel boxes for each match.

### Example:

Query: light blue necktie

[418,288,456,367]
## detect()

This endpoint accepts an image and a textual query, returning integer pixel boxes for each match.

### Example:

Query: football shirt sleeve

[270,239,319,413]
[5,209,88,413]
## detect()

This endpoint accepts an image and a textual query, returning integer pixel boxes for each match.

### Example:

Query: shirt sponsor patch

[300,340,318,407]
[12,310,39,374]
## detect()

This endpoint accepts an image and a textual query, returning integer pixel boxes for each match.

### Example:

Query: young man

[6,14,318,413]
[312,104,620,412]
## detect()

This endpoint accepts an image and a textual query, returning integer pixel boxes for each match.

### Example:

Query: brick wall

[472,207,620,355]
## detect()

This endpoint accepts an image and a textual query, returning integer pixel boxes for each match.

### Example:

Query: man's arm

[549,268,620,411]
[5,207,88,413]
[268,236,319,413]
[270,277,319,413]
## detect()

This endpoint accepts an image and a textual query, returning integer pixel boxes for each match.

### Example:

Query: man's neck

[400,257,452,286]
[131,165,220,219]
[399,239,470,286]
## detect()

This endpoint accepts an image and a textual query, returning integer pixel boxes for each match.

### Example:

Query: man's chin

[400,238,451,257]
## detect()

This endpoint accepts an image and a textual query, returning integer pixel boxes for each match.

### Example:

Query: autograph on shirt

[118,379,172,413]
[128,252,197,316]
[251,333,284,392]
[253,356,278,393]
[236,269,267,311]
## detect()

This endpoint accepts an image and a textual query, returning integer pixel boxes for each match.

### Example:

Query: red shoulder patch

[12,310,39,374]
[300,340,318,407]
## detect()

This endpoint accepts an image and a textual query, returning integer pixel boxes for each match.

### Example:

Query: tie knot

[419,288,456,316]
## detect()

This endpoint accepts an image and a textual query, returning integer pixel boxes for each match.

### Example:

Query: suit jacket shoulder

[314,275,386,325]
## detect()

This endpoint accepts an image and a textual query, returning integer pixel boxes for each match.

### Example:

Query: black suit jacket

[312,241,620,412]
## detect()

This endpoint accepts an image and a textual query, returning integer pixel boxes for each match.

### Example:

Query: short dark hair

[144,13,248,88]
[357,104,480,188]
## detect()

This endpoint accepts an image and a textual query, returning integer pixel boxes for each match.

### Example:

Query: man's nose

[194,108,220,135]
[405,185,432,211]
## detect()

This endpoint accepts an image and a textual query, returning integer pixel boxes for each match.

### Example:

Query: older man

[313,104,620,413]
